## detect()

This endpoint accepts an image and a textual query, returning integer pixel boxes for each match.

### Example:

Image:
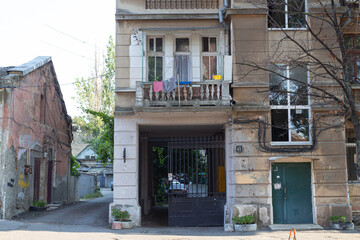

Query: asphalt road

[15,188,113,227]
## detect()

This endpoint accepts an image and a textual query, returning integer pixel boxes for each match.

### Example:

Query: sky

[0,0,115,117]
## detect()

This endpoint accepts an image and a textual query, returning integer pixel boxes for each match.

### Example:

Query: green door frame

[271,162,313,224]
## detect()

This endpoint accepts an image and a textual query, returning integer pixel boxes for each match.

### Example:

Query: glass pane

[355,36,360,50]
[156,57,163,81]
[290,109,309,141]
[202,37,209,52]
[288,0,306,28]
[156,38,163,52]
[271,109,289,142]
[202,56,210,80]
[176,38,190,52]
[210,56,217,79]
[269,64,287,105]
[346,54,355,84]
[175,55,190,81]
[268,0,285,28]
[149,38,154,52]
[210,37,217,52]
[356,56,360,84]
[344,36,353,50]
[148,56,155,81]
[289,65,308,105]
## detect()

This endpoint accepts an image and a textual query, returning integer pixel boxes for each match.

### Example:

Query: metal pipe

[219,0,229,31]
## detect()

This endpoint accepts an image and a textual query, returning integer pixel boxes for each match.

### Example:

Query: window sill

[270,141,313,146]
[268,28,307,31]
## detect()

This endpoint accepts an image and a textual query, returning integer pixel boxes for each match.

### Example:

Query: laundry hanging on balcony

[164,77,176,93]
[153,81,163,92]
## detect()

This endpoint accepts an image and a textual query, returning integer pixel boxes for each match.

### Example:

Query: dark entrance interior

[139,125,226,227]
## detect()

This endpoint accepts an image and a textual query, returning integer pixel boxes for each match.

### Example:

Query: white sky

[0,0,115,117]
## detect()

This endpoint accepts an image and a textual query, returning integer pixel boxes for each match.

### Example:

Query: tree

[239,1,360,170]
[85,109,114,165]
[72,36,115,136]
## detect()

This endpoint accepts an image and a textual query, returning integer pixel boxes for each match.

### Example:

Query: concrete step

[269,224,323,231]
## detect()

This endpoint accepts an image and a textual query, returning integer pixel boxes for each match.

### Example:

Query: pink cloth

[154,81,163,92]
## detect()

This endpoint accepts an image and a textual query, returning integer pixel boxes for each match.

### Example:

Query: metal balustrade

[145,0,219,9]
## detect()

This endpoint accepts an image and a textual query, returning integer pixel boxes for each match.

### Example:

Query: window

[268,0,306,29]
[202,37,218,80]
[174,38,191,81]
[270,64,310,143]
[148,37,163,81]
[344,35,360,84]
[346,129,358,181]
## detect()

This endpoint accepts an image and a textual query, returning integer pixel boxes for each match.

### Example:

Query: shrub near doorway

[329,216,354,230]
[111,208,133,229]
[232,215,257,232]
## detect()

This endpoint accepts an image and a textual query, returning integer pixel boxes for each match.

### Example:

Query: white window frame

[201,36,219,81]
[147,36,164,82]
[174,37,191,82]
[270,64,312,145]
[268,0,308,30]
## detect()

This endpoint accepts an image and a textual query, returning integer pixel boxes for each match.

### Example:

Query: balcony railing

[145,0,219,9]
[135,80,231,107]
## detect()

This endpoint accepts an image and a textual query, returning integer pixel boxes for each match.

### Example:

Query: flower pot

[29,206,46,212]
[331,222,354,230]
[234,223,257,232]
[111,220,133,229]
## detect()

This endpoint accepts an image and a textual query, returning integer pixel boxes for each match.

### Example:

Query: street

[0,189,359,239]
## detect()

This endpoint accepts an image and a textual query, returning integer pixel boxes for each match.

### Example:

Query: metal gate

[167,137,225,227]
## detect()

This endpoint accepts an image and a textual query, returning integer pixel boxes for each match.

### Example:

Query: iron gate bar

[167,136,225,227]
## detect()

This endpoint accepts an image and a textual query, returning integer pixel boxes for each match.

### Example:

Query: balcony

[135,80,231,108]
[145,0,219,9]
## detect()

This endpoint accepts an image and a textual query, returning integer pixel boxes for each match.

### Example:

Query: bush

[232,215,255,225]
[82,190,103,200]
[112,208,130,222]
[329,215,347,223]
[32,200,46,207]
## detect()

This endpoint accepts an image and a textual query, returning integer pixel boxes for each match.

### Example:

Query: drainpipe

[219,0,229,55]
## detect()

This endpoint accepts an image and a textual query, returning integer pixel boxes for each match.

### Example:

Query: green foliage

[85,109,114,165]
[112,208,130,222]
[152,147,168,203]
[82,190,103,200]
[32,200,46,207]
[329,215,347,223]
[232,215,255,225]
[72,35,115,138]
[70,154,80,176]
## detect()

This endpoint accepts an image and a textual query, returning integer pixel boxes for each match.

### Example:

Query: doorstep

[269,224,323,231]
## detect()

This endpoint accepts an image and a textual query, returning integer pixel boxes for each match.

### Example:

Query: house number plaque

[236,145,243,153]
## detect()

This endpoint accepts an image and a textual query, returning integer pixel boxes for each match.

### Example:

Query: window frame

[270,64,312,145]
[344,34,360,84]
[268,0,308,30]
[201,36,219,81]
[147,36,164,82]
[174,37,192,82]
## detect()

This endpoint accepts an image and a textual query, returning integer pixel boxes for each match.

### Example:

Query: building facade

[0,57,74,219]
[113,0,358,229]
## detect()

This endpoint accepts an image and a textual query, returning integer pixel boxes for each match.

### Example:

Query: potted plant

[329,216,354,230]
[232,215,257,232]
[111,208,132,229]
[29,200,47,211]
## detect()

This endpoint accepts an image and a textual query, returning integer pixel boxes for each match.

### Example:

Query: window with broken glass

[270,64,311,144]
[148,37,164,82]
[201,37,217,80]
[268,0,306,29]
[344,35,360,84]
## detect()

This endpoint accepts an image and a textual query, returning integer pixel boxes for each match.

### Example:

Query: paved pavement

[1,189,360,239]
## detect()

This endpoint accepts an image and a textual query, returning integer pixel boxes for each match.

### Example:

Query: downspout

[219,0,229,55]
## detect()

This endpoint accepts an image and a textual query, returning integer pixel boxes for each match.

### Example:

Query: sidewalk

[1,220,360,240]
